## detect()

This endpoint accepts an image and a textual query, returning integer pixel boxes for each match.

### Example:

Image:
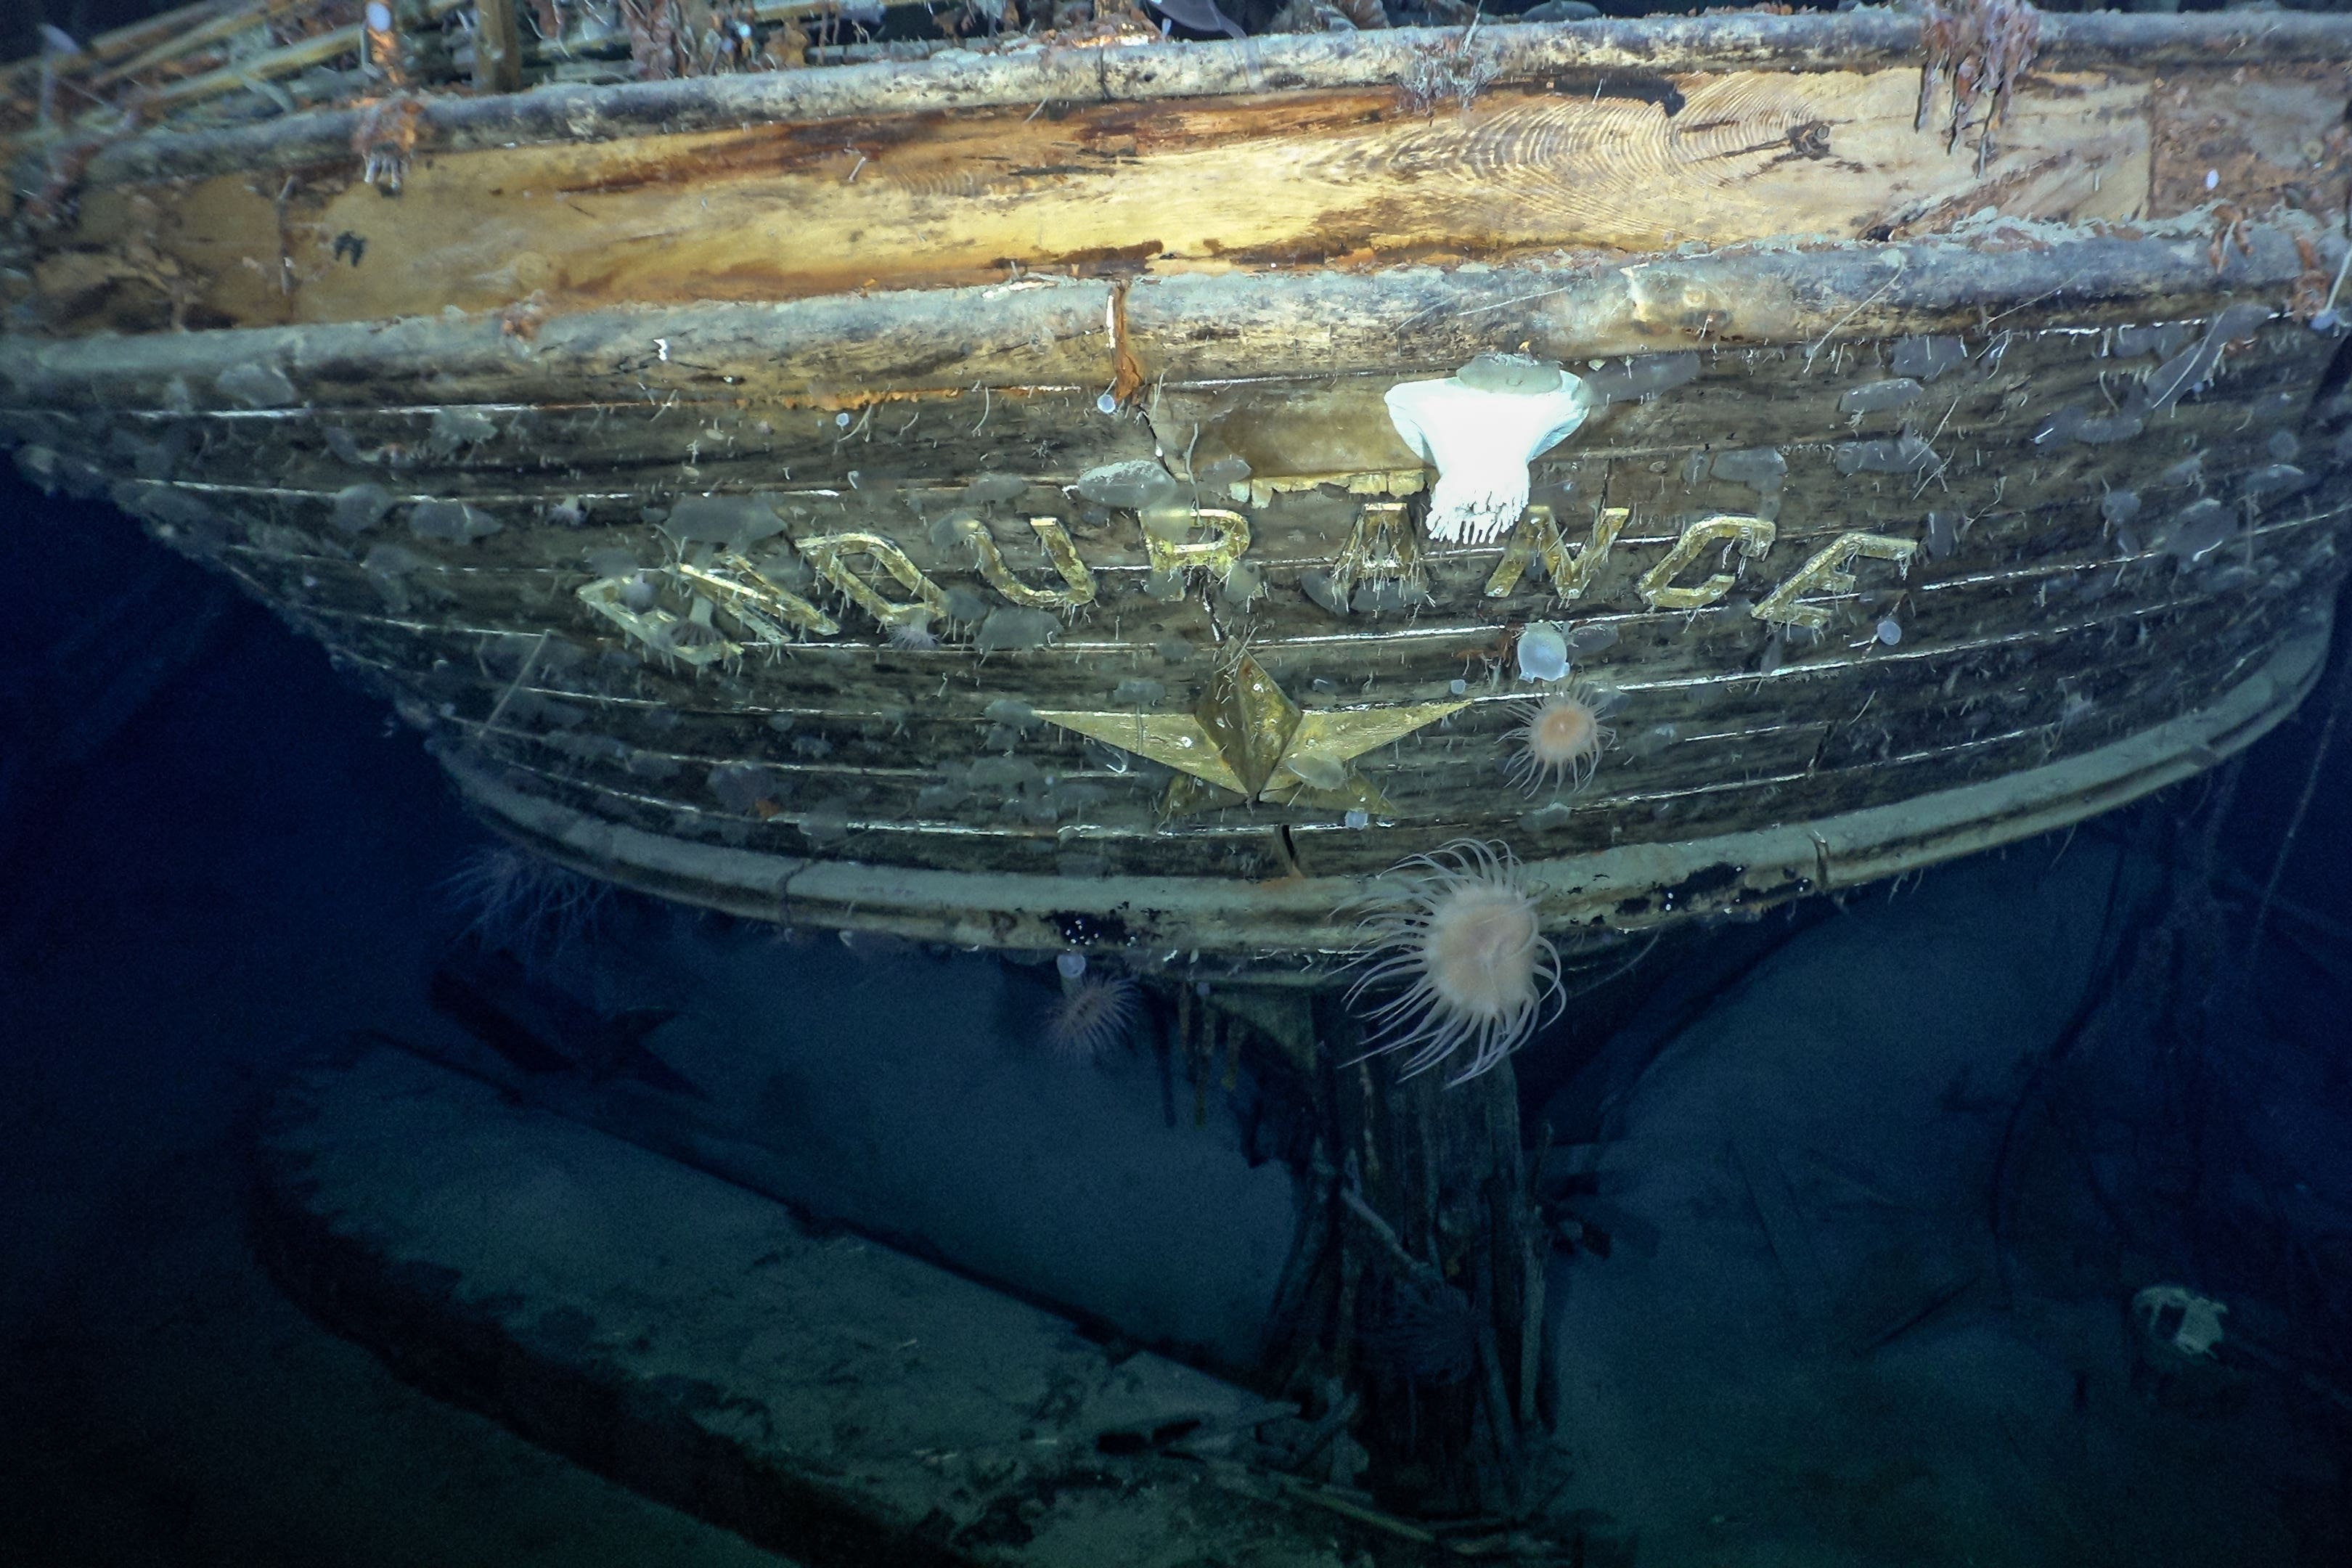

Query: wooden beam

[137,0,467,114]
[51,13,2352,189]
[95,0,320,91]
[7,221,2333,407]
[473,0,525,96]
[427,628,2324,953]
[0,0,234,91]
[63,63,2165,333]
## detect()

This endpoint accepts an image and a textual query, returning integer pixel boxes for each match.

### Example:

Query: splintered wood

[37,65,2155,334]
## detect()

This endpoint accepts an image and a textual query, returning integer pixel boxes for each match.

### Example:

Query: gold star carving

[1034,654,1469,817]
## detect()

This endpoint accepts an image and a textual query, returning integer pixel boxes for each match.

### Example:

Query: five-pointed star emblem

[1034,654,1469,817]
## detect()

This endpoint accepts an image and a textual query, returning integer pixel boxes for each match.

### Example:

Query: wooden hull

[6,16,2350,963]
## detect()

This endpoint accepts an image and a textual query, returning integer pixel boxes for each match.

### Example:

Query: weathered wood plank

[46,65,2152,334]
[25,300,2326,579]
[243,543,2314,893]
[2149,68,2351,220]
[36,14,2352,192]
[394,589,2302,890]
[415,617,2319,954]
[13,225,2337,412]
[1,279,1122,404]
[257,1043,1416,1565]
[474,0,526,97]
[175,464,2337,885]
[1121,221,2343,380]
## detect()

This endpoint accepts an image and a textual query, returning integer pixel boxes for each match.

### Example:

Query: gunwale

[8,221,2342,399]
[25,13,2352,190]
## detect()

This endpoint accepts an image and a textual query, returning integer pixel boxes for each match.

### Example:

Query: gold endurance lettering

[1328,501,1424,607]
[1140,507,1252,579]
[1637,513,1776,611]
[684,556,840,638]
[949,517,1098,609]
[577,556,841,663]
[1752,531,1919,631]
[1486,504,1630,602]
[797,531,950,631]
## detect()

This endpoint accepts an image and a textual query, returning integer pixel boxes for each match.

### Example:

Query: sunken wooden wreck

[7,7,2352,965]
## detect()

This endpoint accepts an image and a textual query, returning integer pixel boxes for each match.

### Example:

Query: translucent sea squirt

[1384,356,1592,544]
[1346,841,1563,1084]
[1516,622,1571,682]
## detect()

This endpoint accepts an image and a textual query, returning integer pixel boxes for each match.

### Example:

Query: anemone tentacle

[1342,839,1561,1085]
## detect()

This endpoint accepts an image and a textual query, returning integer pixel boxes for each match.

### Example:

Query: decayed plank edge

[1125,221,2345,377]
[2,278,1121,404]
[9,220,2341,407]
[41,14,2352,189]
[441,625,2326,959]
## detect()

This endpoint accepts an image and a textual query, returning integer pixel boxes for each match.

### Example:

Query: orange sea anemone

[1346,841,1561,1084]
[1505,685,1613,794]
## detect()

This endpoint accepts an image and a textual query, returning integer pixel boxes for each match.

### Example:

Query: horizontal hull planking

[5,15,2349,959]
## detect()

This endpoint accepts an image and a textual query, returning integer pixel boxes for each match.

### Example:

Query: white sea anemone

[1045,972,1139,1061]
[886,610,939,650]
[442,844,610,965]
[1346,841,1561,1083]
[1506,685,1614,794]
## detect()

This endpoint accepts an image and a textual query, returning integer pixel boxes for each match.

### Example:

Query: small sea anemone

[443,844,610,965]
[1347,841,1561,1083]
[1505,686,1613,794]
[1044,963,1140,1061]
[886,610,939,650]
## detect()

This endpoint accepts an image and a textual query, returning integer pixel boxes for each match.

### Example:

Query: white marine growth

[1384,355,1593,544]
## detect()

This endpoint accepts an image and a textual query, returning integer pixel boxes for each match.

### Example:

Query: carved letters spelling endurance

[1479,504,1914,629]
[1637,514,1780,612]
[579,499,1924,661]
[1484,505,1629,602]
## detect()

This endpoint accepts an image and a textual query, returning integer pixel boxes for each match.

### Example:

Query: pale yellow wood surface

[54,67,2148,334]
